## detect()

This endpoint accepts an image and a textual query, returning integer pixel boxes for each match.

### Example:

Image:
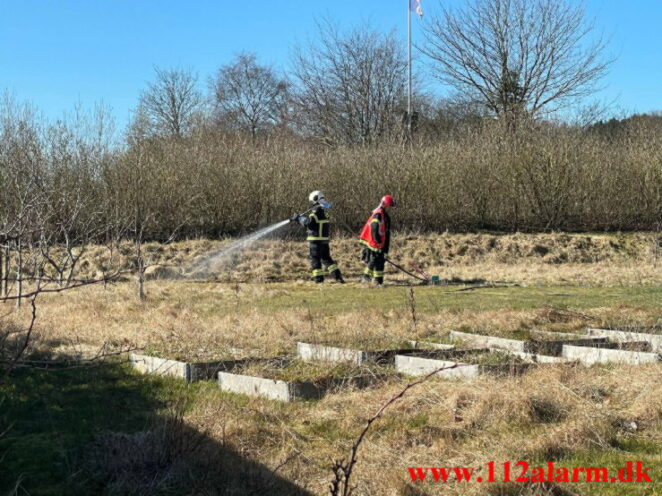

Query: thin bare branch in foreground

[330,362,463,496]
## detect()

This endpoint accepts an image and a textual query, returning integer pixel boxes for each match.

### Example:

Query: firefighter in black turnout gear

[359,195,396,286]
[290,191,345,284]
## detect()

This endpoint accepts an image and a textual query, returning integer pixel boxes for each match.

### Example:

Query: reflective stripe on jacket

[302,206,330,241]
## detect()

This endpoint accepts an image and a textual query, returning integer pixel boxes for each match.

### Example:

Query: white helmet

[309,190,325,203]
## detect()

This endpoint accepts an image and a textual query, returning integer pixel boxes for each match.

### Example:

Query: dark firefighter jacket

[298,206,330,242]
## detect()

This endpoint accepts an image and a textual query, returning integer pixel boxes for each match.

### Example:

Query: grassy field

[1,234,661,495]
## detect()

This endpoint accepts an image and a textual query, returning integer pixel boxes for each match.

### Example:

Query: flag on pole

[410,0,423,18]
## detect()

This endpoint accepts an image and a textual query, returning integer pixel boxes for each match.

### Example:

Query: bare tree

[419,0,612,120]
[104,136,199,301]
[292,20,407,146]
[211,53,290,137]
[36,105,113,287]
[0,95,46,307]
[136,67,204,138]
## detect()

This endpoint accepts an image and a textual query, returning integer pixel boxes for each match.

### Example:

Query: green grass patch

[0,363,191,495]
[168,282,662,316]
[551,442,662,495]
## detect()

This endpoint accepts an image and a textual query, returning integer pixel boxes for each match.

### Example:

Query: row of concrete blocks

[448,330,661,365]
[129,326,661,383]
[218,342,453,401]
[129,352,390,402]
[217,344,536,401]
[129,353,244,382]
[129,342,461,401]
[395,353,524,378]
[129,339,453,383]
[393,347,661,378]
[295,340,454,365]
[451,328,662,353]
[130,330,660,401]
[587,328,662,352]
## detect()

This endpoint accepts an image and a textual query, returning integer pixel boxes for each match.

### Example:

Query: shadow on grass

[0,363,313,495]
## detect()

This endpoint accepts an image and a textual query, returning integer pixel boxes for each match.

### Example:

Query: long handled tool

[385,257,429,284]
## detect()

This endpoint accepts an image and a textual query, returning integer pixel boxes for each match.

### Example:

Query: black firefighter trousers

[362,248,385,284]
[309,241,341,283]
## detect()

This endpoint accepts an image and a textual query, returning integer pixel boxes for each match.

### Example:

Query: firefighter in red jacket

[359,195,396,286]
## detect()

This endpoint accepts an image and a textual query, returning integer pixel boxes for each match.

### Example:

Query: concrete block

[524,338,610,356]
[218,372,323,401]
[130,353,189,380]
[561,345,661,365]
[297,342,367,364]
[449,330,610,356]
[395,352,533,378]
[408,340,455,350]
[296,342,423,365]
[129,353,251,383]
[587,328,662,352]
[449,330,526,352]
[217,370,385,402]
[395,355,479,378]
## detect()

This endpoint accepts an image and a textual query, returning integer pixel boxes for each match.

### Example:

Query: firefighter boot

[312,268,325,284]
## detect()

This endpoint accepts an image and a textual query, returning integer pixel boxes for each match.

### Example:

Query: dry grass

[187,364,661,495]
[5,234,660,495]
[55,232,662,287]
[12,281,657,371]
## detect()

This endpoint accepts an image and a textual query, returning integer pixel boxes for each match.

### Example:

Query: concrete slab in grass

[449,330,526,352]
[395,355,479,378]
[450,330,610,356]
[129,353,251,382]
[218,372,322,401]
[561,345,661,365]
[408,340,455,350]
[297,342,367,364]
[396,350,534,379]
[296,342,427,365]
[130,354,188,379]
[587,328,662,352]
[524,337,610,356]
[217,371,385,402]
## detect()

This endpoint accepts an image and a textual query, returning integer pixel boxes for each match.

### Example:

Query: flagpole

[407,0,412,139]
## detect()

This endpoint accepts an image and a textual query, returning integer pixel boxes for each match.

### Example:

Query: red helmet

[381,195,396,207]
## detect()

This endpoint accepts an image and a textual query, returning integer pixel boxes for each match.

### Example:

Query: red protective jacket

[359,206,390,252]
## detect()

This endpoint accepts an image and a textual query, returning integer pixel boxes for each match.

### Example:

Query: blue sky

[1,0,661,129]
